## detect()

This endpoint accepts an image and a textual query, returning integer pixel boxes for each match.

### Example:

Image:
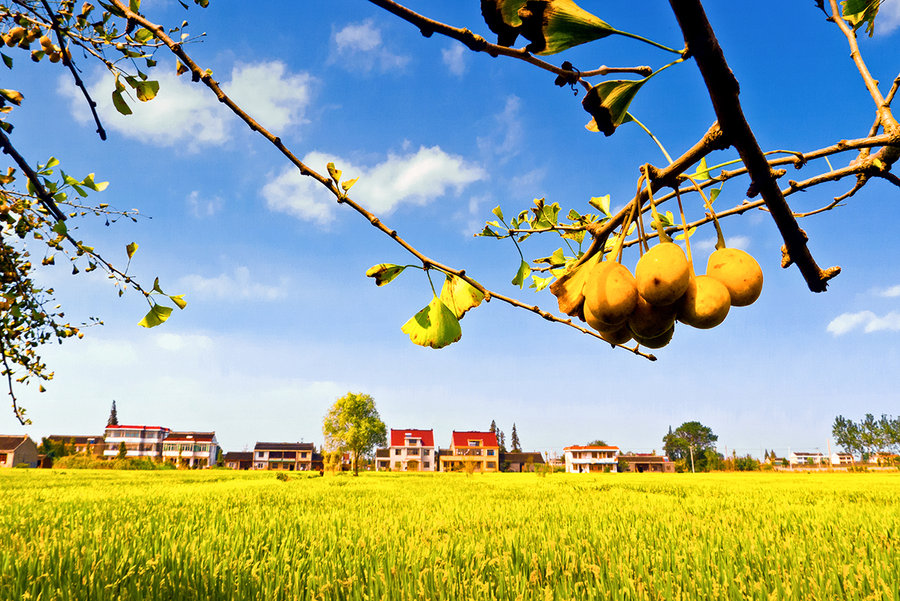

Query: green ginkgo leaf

[401,296,462,349]
[511,259,531,288]
[440,274,485,319]
[582,78,647,136]
[518,0,618,55]
[138,303,173,328]
[481,0,527,46]
[365,263,407,286]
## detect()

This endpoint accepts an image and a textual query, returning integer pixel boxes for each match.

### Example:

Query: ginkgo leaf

[365,263,407,286]
[401,296,462,349]
[126,242,138,259]
[138,303,173,328]
[440,274,485,319]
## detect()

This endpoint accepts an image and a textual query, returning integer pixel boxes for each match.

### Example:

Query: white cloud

[59,61,314,150]
[826,310,900,335]
[178,266,288,301]
[694,235,751,253]
[877,284,900,298]
[442,44,467,77]
[331,20,410,73]
[153,332,214,352]
[477,95,524,160]
[187,190,223,218]
[262,146,485,224]
[877,0,900,36]
[223,62,313,132]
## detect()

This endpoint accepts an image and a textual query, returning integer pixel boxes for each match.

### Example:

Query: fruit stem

[643,170,672,244]
[675,187,694,272]
[685,175,726,250]
[629,114,673,165]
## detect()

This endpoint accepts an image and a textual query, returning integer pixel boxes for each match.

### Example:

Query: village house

[500,451,545,472]
[45,435,105,456]
[0,434,38,468]
[789,451,824,466]
[378,428,436,471]
[223,451,253,470]
[439,431,499,472]
[563,445,620,473]
[618,453,676,473]
[162,431,220,468]
[830,452,855,466]
[253,442,316,471]
[103,424,170,460]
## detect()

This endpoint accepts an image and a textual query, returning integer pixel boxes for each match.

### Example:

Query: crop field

[0,470,898,600]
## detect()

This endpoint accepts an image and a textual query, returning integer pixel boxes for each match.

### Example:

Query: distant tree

[107,400,118,427]
[38,437,72,462]
[322,392,387,476]
[733,455,760,471]
[489,420,498,436]
[587,439,608,447]
[663,421,718,473]
[833,414,900,458]
[510,423,521,453]
[116,441,127,459]
[497,429,507,453]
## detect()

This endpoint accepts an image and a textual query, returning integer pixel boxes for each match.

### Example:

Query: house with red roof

[162,431,220,468]
[439,431,500,472]
[103,424,170,460]
[563,444,620,473]
[377,428,436,471]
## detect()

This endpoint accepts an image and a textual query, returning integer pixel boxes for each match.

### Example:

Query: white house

[563,445,620,473]
[789,451,824,466]
[378,429,436,471]
[103,425,170,459]
[830,452,855,466]
[162,431,220,468]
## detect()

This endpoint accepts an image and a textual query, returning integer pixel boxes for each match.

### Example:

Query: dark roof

[254,442,315,451]
[619,454,669,463]
[223,451,252,462]
[165,431,216,442]
[46,435,104,444]
[0,435,30,451]
[500,452,545,464]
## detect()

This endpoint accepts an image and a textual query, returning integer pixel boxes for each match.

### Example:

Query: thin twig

[0,129,67,222]
[40,0,107,140]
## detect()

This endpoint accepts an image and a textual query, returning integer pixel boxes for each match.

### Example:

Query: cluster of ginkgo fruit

[581,242,763,349]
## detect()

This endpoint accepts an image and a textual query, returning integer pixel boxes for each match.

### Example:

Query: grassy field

[1,470,898,600]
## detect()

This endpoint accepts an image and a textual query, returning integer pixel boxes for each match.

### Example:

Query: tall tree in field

[322,392,387,476]
[663,421,718,473]
[510,423,521,453]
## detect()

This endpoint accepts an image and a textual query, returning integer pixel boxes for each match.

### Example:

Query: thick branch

[668,0,838,292]
[0,129,67,222]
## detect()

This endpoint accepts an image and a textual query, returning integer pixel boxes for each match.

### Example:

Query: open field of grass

[1,470,898,600]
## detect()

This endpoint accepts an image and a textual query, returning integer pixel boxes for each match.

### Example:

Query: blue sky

[3,1,900,459]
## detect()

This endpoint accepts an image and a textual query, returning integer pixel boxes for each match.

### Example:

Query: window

[487,449,495,456]
[394,461,401,468]
[394,449,401,455]
[423,462,430,468]
[301,452,308,458]
[256,451,264,458]
[468,440,481,447]
[487,462,496,469]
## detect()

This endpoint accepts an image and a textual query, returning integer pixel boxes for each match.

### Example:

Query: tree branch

[668,0,838,292]
[0,129,67,222]
[366,0,652,80]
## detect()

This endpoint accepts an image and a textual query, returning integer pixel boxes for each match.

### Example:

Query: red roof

[564,445,620,451]
[451,431,498,448]
[105,425,170,432]
[390,429,434,447]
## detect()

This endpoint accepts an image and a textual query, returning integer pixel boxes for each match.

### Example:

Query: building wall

[0,437,38,468]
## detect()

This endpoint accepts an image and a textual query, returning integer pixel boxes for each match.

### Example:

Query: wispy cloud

[187,190,223,218]
[178,266,289,301]
[60,61,314,150]
[442,44,467,77]
[262,146,485,225]
[477,95,524,161]
[877,284,900,298]
[826,310,900,335]
[877,0,900,36]
[331,20,410,73]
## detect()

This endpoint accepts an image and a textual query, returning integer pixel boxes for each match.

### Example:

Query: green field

[1,470,898,600]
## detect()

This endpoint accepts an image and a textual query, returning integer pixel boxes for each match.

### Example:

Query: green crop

[0,470,898,600]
